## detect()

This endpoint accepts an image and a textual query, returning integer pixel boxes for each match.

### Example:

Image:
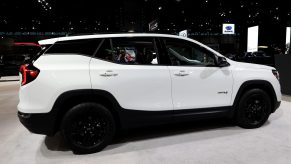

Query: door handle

[100,70,118,77]
[174,70,189,77]
[174,73,189,76]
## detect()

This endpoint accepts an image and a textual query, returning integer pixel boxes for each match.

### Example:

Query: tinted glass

[94,39,113,61]
[31,44,52,63]
[163,38,216,66]
[96,37,158,65]
[45,39,101,56]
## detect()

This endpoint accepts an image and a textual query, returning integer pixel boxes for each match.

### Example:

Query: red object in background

[14,42,40,47]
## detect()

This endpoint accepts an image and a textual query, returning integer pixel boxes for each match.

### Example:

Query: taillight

[19,64,40,86]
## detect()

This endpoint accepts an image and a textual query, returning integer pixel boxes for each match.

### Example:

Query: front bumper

[272,101,281,113]
[18,111,57,136]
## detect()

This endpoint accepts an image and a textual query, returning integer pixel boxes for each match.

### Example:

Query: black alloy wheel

[243,95,267,125]
[61,103,115,154]
[70,114,107,148]
[236,89,271,129]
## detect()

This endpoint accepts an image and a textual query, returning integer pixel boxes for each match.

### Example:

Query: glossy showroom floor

[1,77,291,164]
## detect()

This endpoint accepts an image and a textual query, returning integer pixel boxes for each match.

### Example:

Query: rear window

[45,39,101,56]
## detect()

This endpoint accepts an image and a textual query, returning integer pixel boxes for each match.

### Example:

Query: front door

[161,37,233,110]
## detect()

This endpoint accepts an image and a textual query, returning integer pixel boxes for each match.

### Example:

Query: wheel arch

[51,89,122,133]
[233,80,277,113]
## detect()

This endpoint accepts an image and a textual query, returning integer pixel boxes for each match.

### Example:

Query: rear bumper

[18,111,57,136]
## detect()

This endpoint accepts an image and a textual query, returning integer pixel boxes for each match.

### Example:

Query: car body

[17,33,281,154]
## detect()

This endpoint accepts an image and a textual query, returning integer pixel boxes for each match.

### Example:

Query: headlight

[272,70,280,80]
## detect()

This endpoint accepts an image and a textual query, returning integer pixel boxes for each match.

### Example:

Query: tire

[235,89,271,129]
[61,103,115,154]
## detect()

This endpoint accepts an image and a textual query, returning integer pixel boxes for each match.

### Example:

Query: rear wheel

[61,103,115,154]
[236,89,271,129]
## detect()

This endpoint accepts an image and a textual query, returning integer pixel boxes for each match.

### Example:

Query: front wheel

[235,89,271,129]
[61,103,115,154]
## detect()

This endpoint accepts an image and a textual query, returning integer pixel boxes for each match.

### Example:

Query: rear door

[90,37,173,112]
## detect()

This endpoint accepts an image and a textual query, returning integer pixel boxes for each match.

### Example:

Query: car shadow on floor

[44,133,70,152]
[43,118,246,154]
[36,107,284,159]
[115,118,235,143]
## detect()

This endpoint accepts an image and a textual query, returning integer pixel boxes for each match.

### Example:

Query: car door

[90,37,173,112]
[161,37,233,110]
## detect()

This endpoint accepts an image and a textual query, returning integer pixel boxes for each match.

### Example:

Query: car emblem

[225,26,232,30]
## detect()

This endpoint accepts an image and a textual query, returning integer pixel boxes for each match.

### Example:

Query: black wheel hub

[70,115,107,148]
[244,95,267,125]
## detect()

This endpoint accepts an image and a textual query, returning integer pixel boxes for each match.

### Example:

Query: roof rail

[66,32,145,36]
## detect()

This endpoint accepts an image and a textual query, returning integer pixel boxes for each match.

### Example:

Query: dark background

[0,0,290,52]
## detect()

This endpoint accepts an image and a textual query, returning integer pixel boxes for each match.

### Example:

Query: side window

[110,37,159,65]
[163,38,216,66]
[95,39,114,62]
[45,39,101,56]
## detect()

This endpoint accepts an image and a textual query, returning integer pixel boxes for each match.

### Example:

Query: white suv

[18,33,281,154]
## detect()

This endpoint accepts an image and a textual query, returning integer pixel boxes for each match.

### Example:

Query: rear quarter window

[30,44,52,63]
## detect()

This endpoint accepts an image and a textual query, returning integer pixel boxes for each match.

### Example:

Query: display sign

[179,30,188,37]
[285,27,290,54]
[149,19,158,32]
[247,26,259,52]
[222,24,235,34]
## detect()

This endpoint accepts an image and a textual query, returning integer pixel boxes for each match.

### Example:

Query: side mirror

[217,56,230,67]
